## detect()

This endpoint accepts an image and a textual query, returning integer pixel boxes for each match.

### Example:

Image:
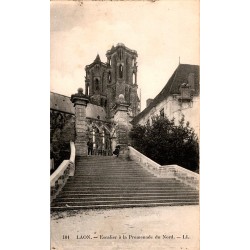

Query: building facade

[132,64,200,138]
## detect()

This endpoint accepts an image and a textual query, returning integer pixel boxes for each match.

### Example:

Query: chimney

[146,98,153,107]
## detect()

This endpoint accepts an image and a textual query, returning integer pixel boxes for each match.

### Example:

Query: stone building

[51,43,141,160]
[132,64,200,138]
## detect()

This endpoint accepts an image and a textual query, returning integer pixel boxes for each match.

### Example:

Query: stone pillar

[113,94,132,158]
[71,88,89,156]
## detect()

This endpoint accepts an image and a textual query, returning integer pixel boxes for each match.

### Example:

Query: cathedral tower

[85,54,108,107]
[106,43,140,118]
[84,44,140,119]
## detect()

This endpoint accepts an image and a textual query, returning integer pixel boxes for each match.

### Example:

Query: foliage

[50,114,76,174]
[129,115,199,172]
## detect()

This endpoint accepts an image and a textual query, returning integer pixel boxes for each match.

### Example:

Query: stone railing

[50,141,76,202]
[128,146,162,176]
[128,146,199,190]
[159,164,199,191]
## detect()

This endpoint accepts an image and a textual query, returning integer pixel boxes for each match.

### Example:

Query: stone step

[56,193,199,199]
[52,197,199,206]
[54,196,199,202]
[74,172,153,175]
[68,179,177,182]
[61,187,195,192]
[67,180,182,187]
[74,175,154,178]
[76,163,145,165]
[64,183,187,187]
[75,169,152,172]
[72,175,152,181]
[76,162,142,165]
[67,177,178,181]
[75,168,150,171]
[73,174,156,177]
[51,201,199,211]
[59,190,198,195]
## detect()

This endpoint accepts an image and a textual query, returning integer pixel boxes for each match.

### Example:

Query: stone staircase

[51,156,199,211]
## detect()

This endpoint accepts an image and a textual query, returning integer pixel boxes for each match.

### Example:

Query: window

[160,108,164,118]
[108,71,111,83]
[133,72,136,84]
[180,83,191,100]
[119,64,123,78]
[95,79,99,90]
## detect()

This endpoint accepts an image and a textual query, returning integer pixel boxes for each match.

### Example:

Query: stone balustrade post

[113,94,132,157]
[71,88,89,156]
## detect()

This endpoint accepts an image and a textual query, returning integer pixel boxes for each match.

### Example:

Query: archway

[87,123,112,156]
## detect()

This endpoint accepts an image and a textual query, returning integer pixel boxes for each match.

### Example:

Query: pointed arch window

[119,64,123,78]
[108,71,112,83]
[133,72,136,84]
[95,79,99,91]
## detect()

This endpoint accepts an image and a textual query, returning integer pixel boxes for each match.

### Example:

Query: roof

[86,104,107,121]
[94,54,101,63]
[50,92,107,121]
[85,54,107,70]
[132,64,200,124]
[50,92,75,114]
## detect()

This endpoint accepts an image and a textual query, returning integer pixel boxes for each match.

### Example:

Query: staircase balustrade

[128,146,199,190]
[50,141,76,202]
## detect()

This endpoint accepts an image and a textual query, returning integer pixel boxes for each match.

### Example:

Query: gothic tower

[106,43,140,119]
[84,44,141,119]
[85,54,108,108]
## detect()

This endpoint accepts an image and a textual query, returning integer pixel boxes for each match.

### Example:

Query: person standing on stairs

[87,139,93,156]
[113,145,120,157]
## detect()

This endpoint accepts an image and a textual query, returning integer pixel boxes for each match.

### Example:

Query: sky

[50,0,199,110]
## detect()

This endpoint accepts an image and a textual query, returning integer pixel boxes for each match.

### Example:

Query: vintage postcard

[50,0,200,249]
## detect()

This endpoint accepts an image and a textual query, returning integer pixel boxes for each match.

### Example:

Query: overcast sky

[50,0,199,110]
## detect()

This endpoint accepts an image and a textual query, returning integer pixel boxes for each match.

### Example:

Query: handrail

[161,164,199,179]
[50,141,76,202]
[69,141,75,164]
[128,146,161,169]
[128,146,199,190]
[50,160,69,187]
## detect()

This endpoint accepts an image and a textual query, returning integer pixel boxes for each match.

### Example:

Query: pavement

[51,205,199,250]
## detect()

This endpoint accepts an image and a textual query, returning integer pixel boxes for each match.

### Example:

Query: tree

[129,115,199,172]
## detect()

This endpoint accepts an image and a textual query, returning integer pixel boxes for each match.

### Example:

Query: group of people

[87,139,120,157]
